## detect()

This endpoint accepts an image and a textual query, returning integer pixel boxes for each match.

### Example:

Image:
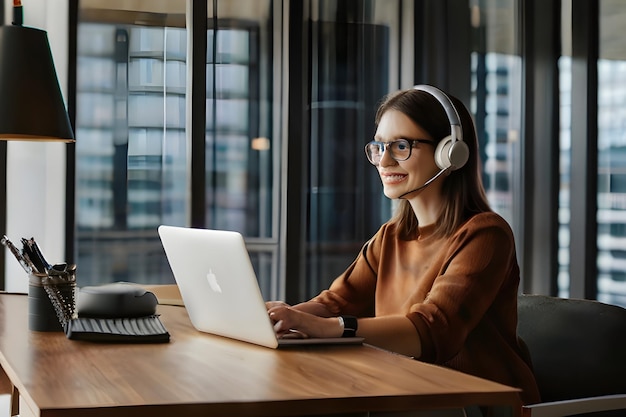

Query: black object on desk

[77,282,158,318]
[66,282,170,343]
[66,315,170,343]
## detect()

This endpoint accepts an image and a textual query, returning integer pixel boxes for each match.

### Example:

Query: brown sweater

[312,212,541,405]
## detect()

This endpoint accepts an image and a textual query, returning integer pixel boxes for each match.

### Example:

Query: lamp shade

[0,25,74,142]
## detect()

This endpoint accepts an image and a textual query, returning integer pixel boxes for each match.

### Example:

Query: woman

[267,85,540,406]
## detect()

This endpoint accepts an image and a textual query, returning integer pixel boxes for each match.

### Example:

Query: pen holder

[28,273,77,332]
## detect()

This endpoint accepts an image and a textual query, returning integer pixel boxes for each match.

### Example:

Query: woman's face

[373,110,441,199]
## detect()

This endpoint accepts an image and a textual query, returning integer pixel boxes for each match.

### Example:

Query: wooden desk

[0,293,521,417]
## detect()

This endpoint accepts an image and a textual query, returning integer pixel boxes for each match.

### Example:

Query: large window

[76,4,188,287]
[294,0,406,300]
[73,0,530,302]
[596,0,626,306]
[75,1,279,298]
[469,1,522,243]
[558,0,626,307]
[205,2,278,298]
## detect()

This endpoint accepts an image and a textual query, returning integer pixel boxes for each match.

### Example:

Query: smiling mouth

[381,174,407,184]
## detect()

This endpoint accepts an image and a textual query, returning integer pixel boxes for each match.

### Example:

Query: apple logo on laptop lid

[206,269,223,293]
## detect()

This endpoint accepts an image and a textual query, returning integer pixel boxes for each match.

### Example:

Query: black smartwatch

[339,315,358,338]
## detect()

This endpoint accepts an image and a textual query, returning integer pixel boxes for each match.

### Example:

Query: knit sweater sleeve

[309,228,386,317]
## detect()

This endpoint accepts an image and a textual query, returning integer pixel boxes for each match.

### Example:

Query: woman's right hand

[265,301,290,310]
[267,304,343,339]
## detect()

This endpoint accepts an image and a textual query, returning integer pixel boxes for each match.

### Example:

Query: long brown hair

[375,87,492,240]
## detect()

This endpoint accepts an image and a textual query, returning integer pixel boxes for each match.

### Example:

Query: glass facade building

[558,0,626,306]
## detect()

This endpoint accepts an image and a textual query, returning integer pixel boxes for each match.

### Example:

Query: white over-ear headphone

[412,85,469,171]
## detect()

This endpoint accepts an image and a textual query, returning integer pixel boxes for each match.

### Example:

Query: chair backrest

[517,294,626,403]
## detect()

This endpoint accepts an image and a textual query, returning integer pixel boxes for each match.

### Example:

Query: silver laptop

[158,225,363,348]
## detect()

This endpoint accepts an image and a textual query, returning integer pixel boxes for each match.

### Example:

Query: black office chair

[517,294,626,417]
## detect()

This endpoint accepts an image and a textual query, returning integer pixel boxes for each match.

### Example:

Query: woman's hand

[267,304,343,339]
[265,301,290,310]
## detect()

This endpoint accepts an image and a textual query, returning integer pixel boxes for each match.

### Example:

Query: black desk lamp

[0,0,74,142]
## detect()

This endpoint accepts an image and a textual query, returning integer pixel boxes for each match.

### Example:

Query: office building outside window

[76,8,188,286]
[559,0,626,307]
[75,2,279,297]
[470,1,522,246]
[596,0,626,306]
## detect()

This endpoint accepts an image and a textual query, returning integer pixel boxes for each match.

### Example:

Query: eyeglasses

[365,138,434,165]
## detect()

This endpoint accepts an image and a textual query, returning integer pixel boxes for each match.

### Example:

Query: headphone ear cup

[448,140,469,170]
[435,136,453,170]
[435,137,469,171]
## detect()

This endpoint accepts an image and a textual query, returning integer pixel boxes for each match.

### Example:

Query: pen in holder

[2,235,78,332]
[28,269,77,332]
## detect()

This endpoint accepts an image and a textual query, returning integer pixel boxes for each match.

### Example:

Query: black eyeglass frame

[365,138,435,165]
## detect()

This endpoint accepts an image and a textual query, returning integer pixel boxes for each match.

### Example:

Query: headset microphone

[398,167,448,199]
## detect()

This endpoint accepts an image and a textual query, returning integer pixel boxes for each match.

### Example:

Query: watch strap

[340,315,358,338]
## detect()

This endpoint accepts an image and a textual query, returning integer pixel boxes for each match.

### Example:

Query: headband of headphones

[412,84,468,171]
